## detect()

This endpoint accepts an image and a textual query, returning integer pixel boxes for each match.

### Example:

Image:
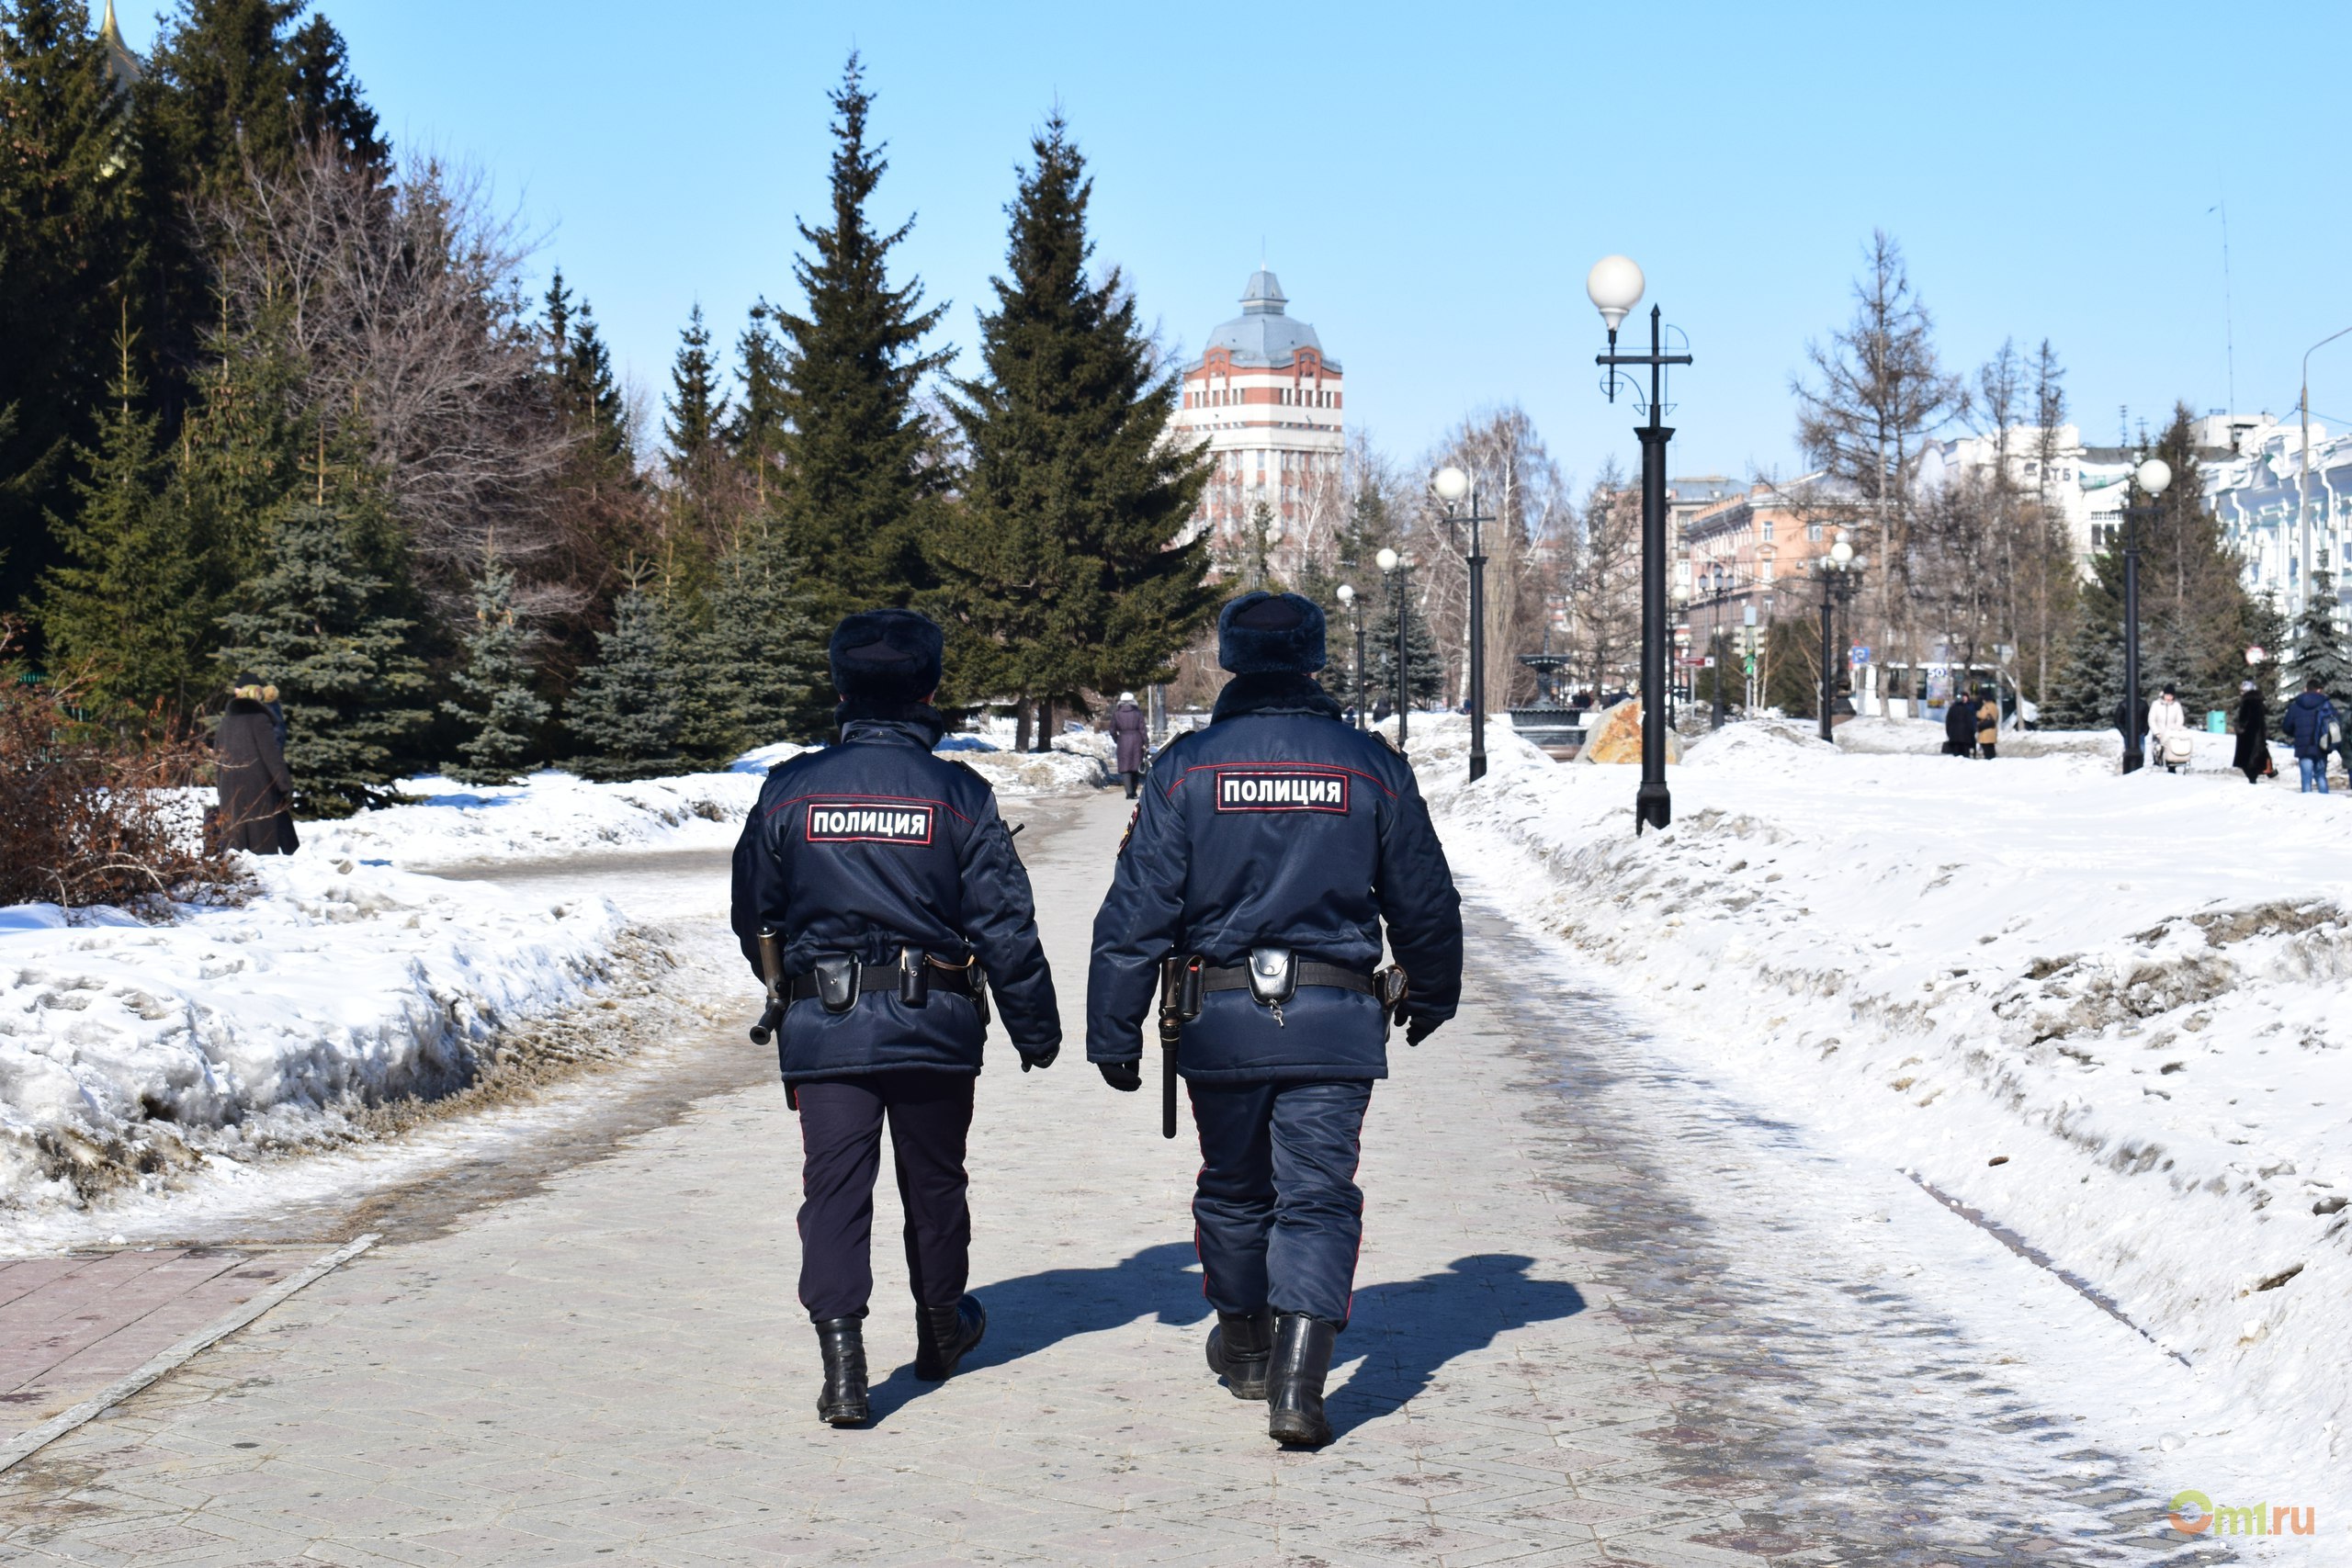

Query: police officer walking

[1086,592,1463,1447]
[730,609,1060,1428]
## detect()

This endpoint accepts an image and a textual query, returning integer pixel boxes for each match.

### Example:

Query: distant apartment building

[2204,419,2352,616]
[1169,271,1346,565]
[1679,473,1853,649]
[1921,414,2346,618]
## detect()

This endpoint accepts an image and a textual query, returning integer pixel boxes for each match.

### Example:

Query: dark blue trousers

[794,1069,974,1322]
[1189,1078,1373,1328]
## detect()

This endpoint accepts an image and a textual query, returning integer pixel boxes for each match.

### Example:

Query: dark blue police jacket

[1087,673,1463,1083]
[730,706,1059,1083]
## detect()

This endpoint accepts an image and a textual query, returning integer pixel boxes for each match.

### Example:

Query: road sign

[1849,645,1871,665]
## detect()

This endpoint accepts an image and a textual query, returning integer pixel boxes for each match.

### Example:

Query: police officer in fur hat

[1085,591,1463,1446]
[730,608,1060,1428]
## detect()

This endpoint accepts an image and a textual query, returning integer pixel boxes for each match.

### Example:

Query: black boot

[913,1293,987,1382]
[1205,1309,1274,1400]
[813,1317,868,1427]
[1265,1313,1337,1447]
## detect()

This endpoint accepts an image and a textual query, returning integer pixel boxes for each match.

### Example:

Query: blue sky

[260,1,2352,489]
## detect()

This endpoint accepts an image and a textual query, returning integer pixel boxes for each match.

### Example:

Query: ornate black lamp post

[2119,457,2172,774]
[1377,547,1411,746]
[1336,581,1367,730]
[1815,531,1861,743]
[1432,466,1490,781]
[1588,255,1692,836]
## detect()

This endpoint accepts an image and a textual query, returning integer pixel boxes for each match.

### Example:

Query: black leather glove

[1019,1042,1058,1072]
[1406,1014,1442,1046]
[1098,1060,1141,1092]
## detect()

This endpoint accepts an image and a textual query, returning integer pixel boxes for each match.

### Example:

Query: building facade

[1170,272,1345,558]
[1679,474,1850,649]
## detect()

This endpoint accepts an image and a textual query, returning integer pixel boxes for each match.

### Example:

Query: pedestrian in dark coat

[2279,677,2340,794]
[1942,695,1977,757]
[2233,681,2270,784]
[1107,692,1149,800]
[1088,591,1464,1449]
[213,679,294,854]
[729,608,1059,1430]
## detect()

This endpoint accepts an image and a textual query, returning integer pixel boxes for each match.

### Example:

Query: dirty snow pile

[1414,712,2352,1458]
[0,852,623,1215]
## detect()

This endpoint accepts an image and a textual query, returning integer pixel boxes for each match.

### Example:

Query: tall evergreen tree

[663,303,723,478]
[565,581,684,780]
[441,548,548,784]
[728,303,788,509]
[39,329,211,719]
[217,468,431,815]
[0,0,141,628]
[1367,593,1443,710]
[772,53,949,615]
[146,0,383,196]
[2286,569,2352,704]
[933,111,1212,714]
[544,268,631,468]
[673,548,827,762]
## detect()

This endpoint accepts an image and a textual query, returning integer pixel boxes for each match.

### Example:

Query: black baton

[1157,954,1182,1139]
[751,929,797,1113]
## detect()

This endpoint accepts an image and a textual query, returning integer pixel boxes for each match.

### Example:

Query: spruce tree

[1367,593,1443,710]
[566,582,685,780]
[933,111,1213,714]
[663,304,723,478]
[544,269,631,468]
[442,550,547,784]
[0,0,142,626]
[728,303,789,508]
[673,548,826,762]
[772,53,949,616]
[2286,569,2352,704]
[217,470,431,816]
[40,335,212,721]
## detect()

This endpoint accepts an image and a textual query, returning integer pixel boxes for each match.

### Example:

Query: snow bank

[306,766,785,871]
[0,853,623,1215]
[1413,713,2352,1474]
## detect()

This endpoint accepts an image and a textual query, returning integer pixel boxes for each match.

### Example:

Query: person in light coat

[2146,684,2190,773]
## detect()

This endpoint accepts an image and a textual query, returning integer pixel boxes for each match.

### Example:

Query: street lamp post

[2120,457,2172,774]
[1702,559,1735,731]
[1815,531,1860,743]
[1337,582,1367,730]
[1589,255,1692,836]
[1432,466,1489,781]
[1377,547,1409,746]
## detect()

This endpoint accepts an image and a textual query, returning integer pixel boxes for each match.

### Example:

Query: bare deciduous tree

[1562,457,1639,696]
[1421,407,1566,712]
[203,145,580,615]
[1792,231,1964,676]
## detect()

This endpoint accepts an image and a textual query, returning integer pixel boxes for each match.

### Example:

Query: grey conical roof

[1204,271,1336,371]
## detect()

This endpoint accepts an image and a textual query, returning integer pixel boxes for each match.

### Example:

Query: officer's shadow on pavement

[1328,1255,1589,1438]
[864,1247,1585,1435]
[864,1240,1210,1423]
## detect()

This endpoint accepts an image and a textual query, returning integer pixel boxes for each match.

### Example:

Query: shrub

[0,624,240,911]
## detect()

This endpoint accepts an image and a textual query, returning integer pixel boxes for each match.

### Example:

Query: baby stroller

[2157,730,2197,773]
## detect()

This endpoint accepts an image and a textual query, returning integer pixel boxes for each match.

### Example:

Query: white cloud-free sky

[281,0,2351,488]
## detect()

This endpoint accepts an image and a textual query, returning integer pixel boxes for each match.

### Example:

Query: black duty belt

[1196,961,1378,998]
[789,956,980,1005]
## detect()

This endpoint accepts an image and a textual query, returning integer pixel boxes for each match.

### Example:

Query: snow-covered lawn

[0,738,1108,1224]
[1417,712,2351,1470]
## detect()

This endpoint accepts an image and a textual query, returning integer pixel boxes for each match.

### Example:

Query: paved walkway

[0,794,2231,1565]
